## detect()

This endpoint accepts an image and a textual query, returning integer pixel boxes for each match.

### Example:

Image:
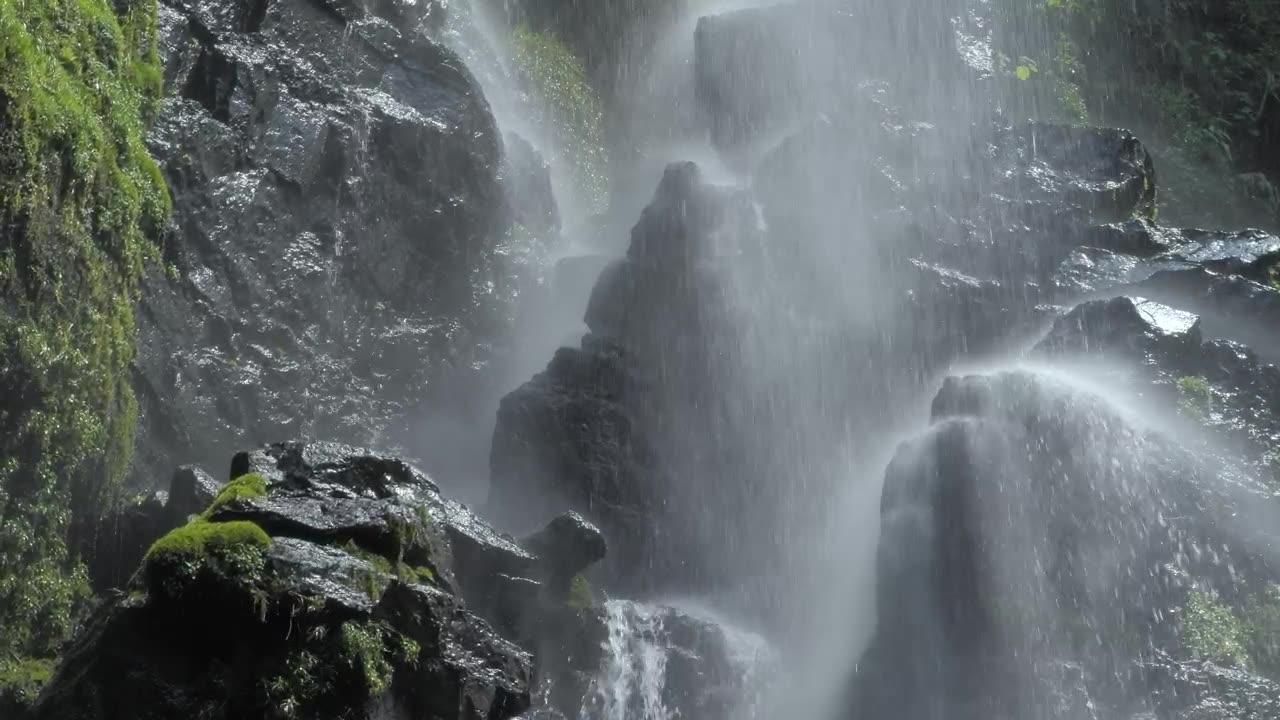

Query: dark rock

[222,442,536,600]
[132,0,531,494]
[1033,296,1202,359]
[694,2,966,153]
[521,512,607,596]
[853,371,1280,720]
[1141,650,1280,720]
[34,443,565,720]
[166,465,222,523]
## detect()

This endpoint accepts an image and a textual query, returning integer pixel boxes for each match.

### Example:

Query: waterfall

[577,600,775,720]
[592,602,673,720]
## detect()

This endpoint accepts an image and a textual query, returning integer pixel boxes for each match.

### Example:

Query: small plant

[1182,589,1250,666]
[203,473,268,517]
[0,657,54,711]
[338,622,395,696]
[567,574,595,609]
[1176,376,1213,419]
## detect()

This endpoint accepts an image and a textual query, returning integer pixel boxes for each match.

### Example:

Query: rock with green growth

[30,446,538,720]
[0,0,169,664]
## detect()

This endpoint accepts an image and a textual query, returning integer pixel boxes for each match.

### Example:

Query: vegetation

[204,473,268,517]
[568,573,595,609]
[0,0,170,663]
[0,657,54,713]
[1182,589,1250,666]
[993,0,1280,226]
[1176,376,1213,419]
[511,25,609,214]
[266,620,420,717]
[143,520,270,598]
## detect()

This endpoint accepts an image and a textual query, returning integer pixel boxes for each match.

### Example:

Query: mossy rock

[143,520,270,600]
[0,0,170,661]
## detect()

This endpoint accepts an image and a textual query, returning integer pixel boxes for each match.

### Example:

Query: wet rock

[166,465,222,523]
[222,441,536,599]
[1142,651,1280,720]
[854,371,1280,720]
[1033,296,1202,359]
[489,164,738,590]
[522,512,607,593]
[132,0,533,491]
[34,443,567,720]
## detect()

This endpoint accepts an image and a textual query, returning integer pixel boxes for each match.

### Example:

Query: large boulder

[853,367,1280,720]
[33,443,541,720]
[131,0,547,489]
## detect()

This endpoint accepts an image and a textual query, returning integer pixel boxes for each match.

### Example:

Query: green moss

[203,473,268,518]
[1182,589,1250,666]
[0,657,54,712]
[511,25,609,214]
[567,574,595,609]
[0,0,170,660]
[339,540,435,596]
[144,520,270,598]
[1177,376,1213,419]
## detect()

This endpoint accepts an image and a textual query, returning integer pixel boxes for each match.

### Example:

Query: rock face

[854,370,1280,720]
[34,442,540,720]
[131,0,547,488]
[37,442,754,720]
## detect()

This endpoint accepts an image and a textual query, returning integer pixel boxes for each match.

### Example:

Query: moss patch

[0,0,170,660]
[143,520,270,599]
[203,473,268,517]
[567,573,595,609]
[1177,375,1213,419]
[511,25,609,214]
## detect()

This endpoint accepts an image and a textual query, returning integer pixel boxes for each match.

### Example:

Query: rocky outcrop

[854,369,1280,719]
[37,441,757,720]
[34,442,541,720]
[131,0,550,490]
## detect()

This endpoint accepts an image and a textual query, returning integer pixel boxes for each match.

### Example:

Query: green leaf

[1016,65,1034,81]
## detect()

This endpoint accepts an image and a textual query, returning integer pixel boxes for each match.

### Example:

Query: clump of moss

[1182,589,1250,666]
[144,520,270,599]
[511,25,609,214]
[567,574,595,609]
[1176,376,1213,419]
[0,657,54,714]
[203,473,268,517]
[339,540,435,598]
[0,0,170,661]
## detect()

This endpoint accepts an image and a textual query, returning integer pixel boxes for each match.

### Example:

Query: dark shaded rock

[375,581,531,719]
[489,164,741,591]
[500,132,559,236]
[223,442,536,600]
[166,465,222,523]
[1034,296,1202,359]
[853,370,1280,720]
[34,443,559,720]
[521,512,607,593]
[694,2,966,153]
[131,0,532,494]
[1142,650,1280,720]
